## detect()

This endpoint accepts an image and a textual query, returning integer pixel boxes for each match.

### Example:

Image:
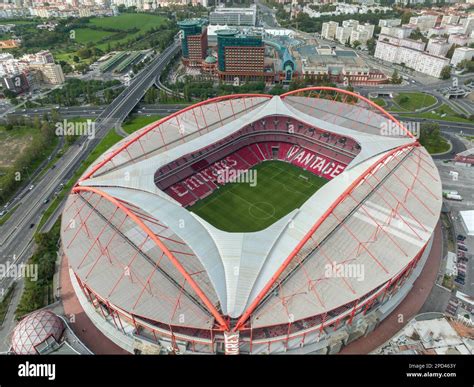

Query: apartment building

[350,24,374,45]
[378,19,401,28]
[449,33,470,47]
[375,37,449,78]
[380,26,413,39]
[426,38,451,57]
[441,15,460,26]
[321,21,338,40]
[335,26,353,44]
[408,15,438,31]
[451,47,474,67]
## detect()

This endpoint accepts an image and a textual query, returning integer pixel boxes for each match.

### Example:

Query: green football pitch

[189,160,328,232]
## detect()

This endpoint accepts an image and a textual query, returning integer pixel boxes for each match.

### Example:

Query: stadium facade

[61,87,442,354]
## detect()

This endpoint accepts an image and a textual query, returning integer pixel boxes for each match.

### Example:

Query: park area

[390,92,437,112]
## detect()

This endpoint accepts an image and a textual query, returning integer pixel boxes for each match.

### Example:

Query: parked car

[458,245,468,252]
[457,234,466,241]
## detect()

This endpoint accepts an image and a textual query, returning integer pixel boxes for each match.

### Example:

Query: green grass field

[401,103,473,123]
[89,13,166,31]
[189,160,327,232]
[87,13,167,50]
[122,115,164,134]
[390,92,437,112]
[370,97,387,108]
[74,28,116,44]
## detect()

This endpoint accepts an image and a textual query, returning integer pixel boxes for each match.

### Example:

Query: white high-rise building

[441,15,460,26]
[335,26,353,44]
[408,15,437,32]
[375,37,449,78]
[321,21,338,40]
[378,19,401,28]
[350,23,374,45]
[463,17,474,36]
[451,47,474,67]
[209,5,257,26]
[448,33,470,47]
[426,38,451,57]
[380,26,413,39]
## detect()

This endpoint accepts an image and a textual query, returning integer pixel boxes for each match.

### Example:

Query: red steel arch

[233,88,419,331]
[233,139,419,330]
[79,93,273,183]
[71,185,230,330]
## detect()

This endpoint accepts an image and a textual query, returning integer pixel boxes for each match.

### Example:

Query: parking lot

[435,160,474,297]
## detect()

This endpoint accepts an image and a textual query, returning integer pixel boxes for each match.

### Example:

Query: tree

[440,66,451,80]
[3,89,17,99]
[367,38,376,55]
[77,48,92,59]
[391,70,402,84]
[446,44,459,59]
[144,88,158,104]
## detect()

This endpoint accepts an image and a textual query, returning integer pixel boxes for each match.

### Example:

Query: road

[355,79,474,116]
[0,40,181,343]
[7,104,187,120]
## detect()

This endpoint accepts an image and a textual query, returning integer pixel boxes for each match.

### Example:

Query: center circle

[248,202,276,220]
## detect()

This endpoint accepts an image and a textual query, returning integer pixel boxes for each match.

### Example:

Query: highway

[0,39,181,345]
[7,104,186,120]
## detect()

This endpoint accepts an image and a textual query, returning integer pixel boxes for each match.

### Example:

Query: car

[457,235,466,241]
[458,245,468,252]
[0,210,5,217]
[4,202,9,209]
[43,198,49,204]
[29,223,35,229]
[29,185,34,190]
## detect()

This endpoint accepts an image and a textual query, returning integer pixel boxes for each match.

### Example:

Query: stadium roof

[62,89,442,331]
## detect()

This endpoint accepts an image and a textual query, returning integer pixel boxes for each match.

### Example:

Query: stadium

[61,87,442,354]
